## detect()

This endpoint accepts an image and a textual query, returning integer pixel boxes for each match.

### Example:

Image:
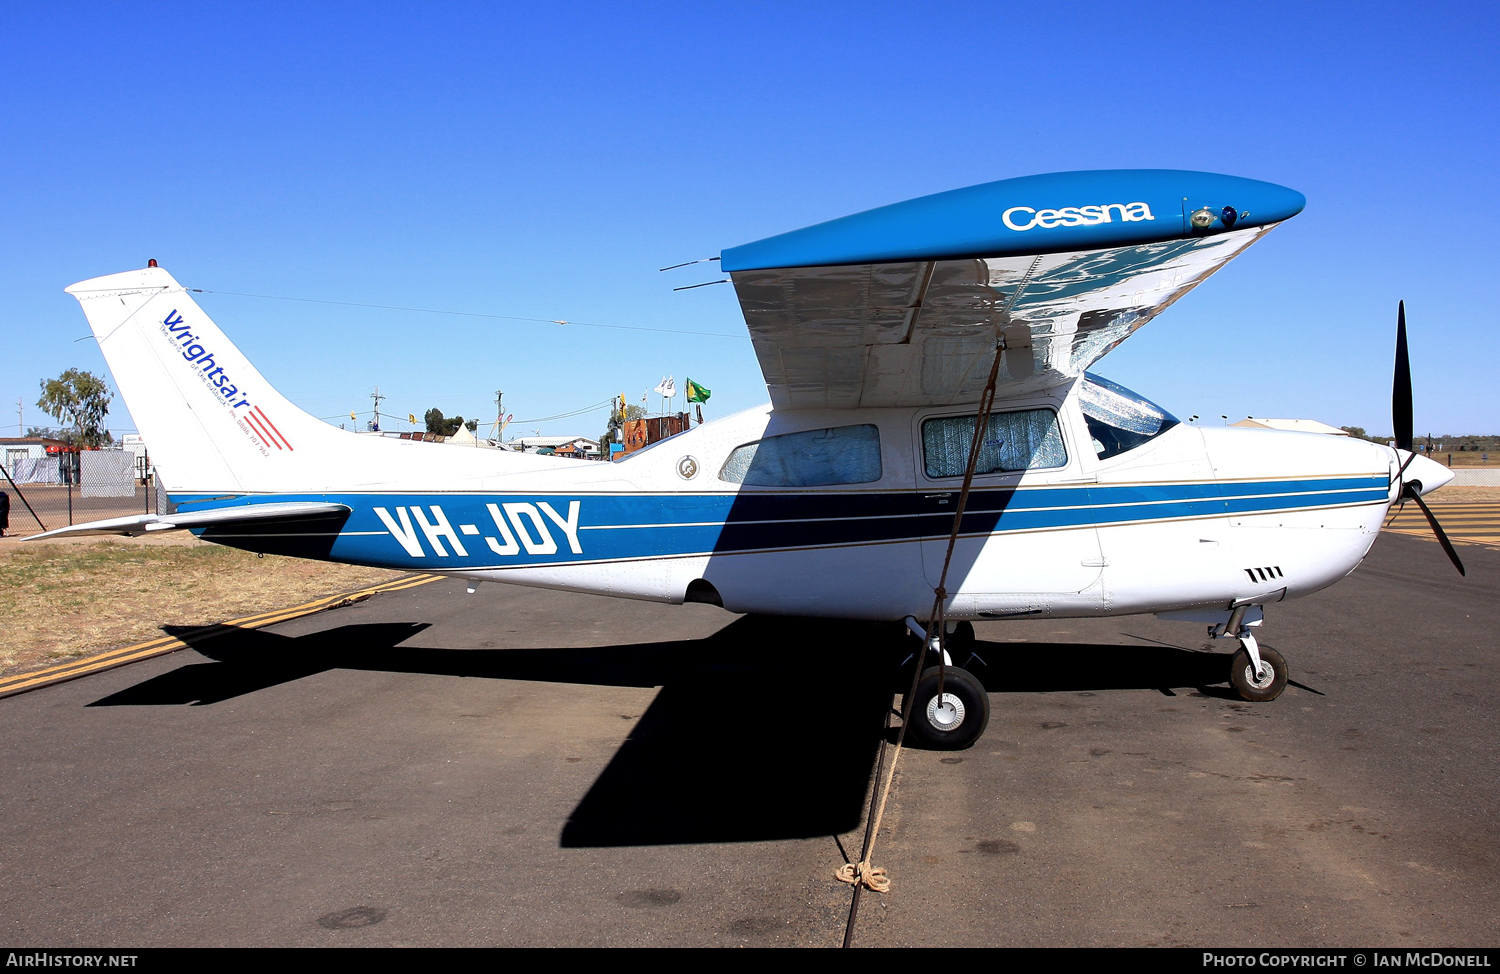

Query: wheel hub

[926,692,966,731]
[1244,662,1275,689]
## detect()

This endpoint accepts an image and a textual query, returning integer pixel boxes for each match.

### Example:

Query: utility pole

[370,387,385,431]
[493,390,504,444]
[17,397,22,435]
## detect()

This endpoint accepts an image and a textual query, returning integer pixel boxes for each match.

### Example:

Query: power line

[188,288,747,340]
[325,397,613,428]
[510,399,614,425]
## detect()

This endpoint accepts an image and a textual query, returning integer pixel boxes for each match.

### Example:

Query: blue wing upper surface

[720,170,1304,409]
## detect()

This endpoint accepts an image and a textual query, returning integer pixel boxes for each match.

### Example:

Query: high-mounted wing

[720,170,1305,409]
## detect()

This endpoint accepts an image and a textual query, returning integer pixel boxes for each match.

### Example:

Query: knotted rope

[838,336,1009,920]
[833,860,890,893]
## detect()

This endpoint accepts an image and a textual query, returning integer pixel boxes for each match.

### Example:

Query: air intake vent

[1244,566,1284,583]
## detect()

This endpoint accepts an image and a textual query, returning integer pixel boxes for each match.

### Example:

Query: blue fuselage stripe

[172,475,1389,570]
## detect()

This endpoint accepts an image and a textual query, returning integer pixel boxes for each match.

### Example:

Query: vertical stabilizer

[66,266,340,494]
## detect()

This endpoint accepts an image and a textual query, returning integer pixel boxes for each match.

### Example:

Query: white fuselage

[395,386,1409,624]
[60,265,1426,625]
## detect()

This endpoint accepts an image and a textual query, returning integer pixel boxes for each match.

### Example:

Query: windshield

[1079,372,1179,459]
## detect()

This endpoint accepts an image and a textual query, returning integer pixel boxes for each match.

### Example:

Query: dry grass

[0,535,402,677]
[1427,486,1500,504]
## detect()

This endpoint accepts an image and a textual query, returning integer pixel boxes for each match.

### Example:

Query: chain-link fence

[1,450,171,538]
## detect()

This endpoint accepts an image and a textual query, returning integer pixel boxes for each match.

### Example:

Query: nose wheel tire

[1229,645,1288,702]
[903,665,990,750]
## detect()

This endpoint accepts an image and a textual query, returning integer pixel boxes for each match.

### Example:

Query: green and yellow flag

[686,378,711,403]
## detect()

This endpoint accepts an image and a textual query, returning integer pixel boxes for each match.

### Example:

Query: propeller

[1390,300,1465,576]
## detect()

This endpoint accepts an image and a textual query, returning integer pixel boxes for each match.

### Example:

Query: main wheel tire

[1230,646,1288,702]
[903,665,990,750]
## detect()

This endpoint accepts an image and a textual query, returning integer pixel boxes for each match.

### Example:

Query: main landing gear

[905,665,990,750]
[1214,603,1289,702]
[900,617,990,750]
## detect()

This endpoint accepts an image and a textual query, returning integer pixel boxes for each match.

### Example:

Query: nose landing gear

[1213,603,1289,702]
[1230,643,1287,702]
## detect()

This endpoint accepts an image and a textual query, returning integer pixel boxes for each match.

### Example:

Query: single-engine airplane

[38,169,1464,749]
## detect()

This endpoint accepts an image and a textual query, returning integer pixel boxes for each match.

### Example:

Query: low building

[0,437,71,482]
[508,436,601,459]
[119,434,152,479]
[619,413,690,457]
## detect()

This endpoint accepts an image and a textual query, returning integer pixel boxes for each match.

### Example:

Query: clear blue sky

[2,1,1496,441]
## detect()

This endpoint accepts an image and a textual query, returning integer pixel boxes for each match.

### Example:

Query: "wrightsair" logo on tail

[160,310,294,454]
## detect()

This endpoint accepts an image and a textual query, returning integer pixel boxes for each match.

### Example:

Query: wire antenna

[658,257,720,272]
[187,288,745,340]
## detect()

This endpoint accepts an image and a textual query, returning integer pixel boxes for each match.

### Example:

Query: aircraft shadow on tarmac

[87,616,1252,847]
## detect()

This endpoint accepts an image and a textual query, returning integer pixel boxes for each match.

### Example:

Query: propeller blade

[1395,448,1418,485]
[1393,301,1413,454]
[1407,488,1467,576]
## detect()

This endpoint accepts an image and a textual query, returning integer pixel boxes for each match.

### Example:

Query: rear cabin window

[718,424,882,487]
[922,409,1067,478]
[1079,372,1179,459]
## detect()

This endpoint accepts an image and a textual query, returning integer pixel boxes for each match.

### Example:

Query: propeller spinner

[1391,301,1465,576]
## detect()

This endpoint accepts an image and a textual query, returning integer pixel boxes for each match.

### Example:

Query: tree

[423,407,471,437]
[602,403,647,453]
[38,369,112,446]
[1339,426,1388,444]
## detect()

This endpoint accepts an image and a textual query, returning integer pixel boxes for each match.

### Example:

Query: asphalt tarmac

[1,532,1495,947]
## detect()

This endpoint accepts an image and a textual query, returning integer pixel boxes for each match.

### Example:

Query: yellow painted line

[0,573,444,700]
[1394,506,1500,511]
[1384,528,1500,549]
[1381,498,1500,549]
[1387,520,1500,528]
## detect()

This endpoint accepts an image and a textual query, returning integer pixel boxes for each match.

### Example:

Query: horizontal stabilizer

[23,502,351,541]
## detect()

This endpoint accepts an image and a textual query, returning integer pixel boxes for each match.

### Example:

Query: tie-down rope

[838,337,1010,944]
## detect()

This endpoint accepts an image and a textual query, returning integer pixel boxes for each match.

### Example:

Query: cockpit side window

[921,408,1067,478]
[718,424,882,487]
[1080,372,1179,460]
